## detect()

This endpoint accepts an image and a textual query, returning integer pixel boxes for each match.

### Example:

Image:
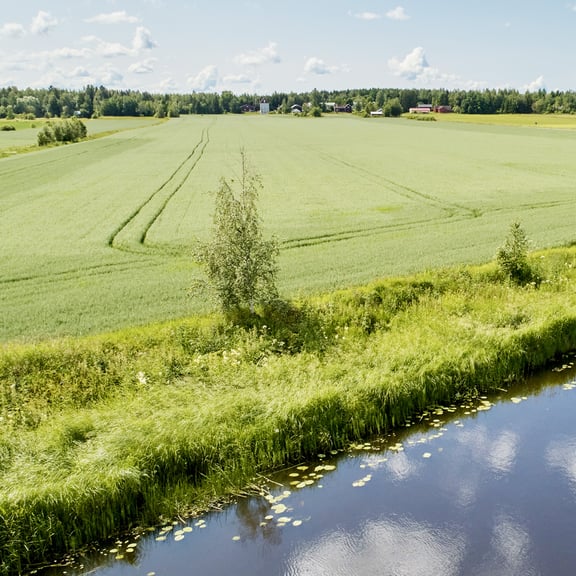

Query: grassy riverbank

[1,245,576,574]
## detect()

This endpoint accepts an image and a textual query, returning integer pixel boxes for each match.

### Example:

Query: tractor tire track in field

[108,127,210,252]
[317,151,479,218]
[276,149,484,251]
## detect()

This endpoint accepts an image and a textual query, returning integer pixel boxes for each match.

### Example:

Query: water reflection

[546,437,576,496]
[286,518,466,576]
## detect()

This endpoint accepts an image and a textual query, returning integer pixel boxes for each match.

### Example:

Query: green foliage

[383,98,403,117]
[496,221,538,285]
[404,113,437,121]
[37,117,87,146]
[194,153,279,315]
[0,125,15,132]
[2,248,576,573]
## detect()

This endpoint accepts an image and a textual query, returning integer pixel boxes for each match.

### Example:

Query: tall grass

[1,246,576,574]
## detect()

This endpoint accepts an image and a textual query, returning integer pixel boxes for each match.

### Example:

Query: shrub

[37,118,88,146]
[496,221,539,285]
[0,125,15,131]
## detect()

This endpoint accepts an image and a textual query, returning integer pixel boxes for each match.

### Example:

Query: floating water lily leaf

[155,536,166,542]
[271,504,288,513]
[232,536,241,541]
[289,472,300,477]
[265,515,274,520]
[183,527,193,533]
[293,520,303,527]
[511,397,522,404]
[174,535,185,542]
[422,452,432,459]
[277,516,292,523]
[323,464,336,471]
[109,548,119,554]
[297,466,309,471]
[115,555,124,560]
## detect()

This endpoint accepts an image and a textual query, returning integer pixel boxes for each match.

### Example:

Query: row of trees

[2,85,576,120]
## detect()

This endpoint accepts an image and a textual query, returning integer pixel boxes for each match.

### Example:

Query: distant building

[334,103,353,113]
[260,99,270,114]
[433,105,453,113]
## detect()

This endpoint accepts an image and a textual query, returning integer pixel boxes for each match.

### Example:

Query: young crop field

[1,114,576,342]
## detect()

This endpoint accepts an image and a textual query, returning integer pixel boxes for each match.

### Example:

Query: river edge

[2,246,576,575]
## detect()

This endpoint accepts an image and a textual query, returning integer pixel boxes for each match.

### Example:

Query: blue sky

[0,0,574,94]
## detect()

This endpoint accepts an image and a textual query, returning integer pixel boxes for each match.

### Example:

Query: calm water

[46,357,576,576]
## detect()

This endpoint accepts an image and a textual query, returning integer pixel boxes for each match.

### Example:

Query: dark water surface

[49,358,576,576]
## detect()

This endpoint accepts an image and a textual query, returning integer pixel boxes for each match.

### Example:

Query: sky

[0,1,575,95]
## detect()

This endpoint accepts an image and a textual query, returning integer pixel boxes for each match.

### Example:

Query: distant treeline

[1,85,576,119]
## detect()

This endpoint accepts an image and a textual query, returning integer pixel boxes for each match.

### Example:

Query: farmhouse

[409,103,433,113]
[334,103,353,113]
[259,99,270,114]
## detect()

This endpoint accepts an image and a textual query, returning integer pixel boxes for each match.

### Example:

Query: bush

[496,221,539,285]
[0,124,15,131]
[37,118,88,146]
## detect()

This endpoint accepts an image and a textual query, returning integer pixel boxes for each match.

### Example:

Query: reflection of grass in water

[2,247,576,573]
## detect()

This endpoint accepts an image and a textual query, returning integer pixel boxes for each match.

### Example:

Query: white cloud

[223,74,252,84]
[129,58,157,74]
[100,65,124,85]
[30,11,58,35]
[354,12,381,21]
[159,77,179,91]
[388,46,430,81]
[304,57,338,75]
[83,35,132,58]
[523,75,545,92]
[0,23,26,38]
[133,27,158,51]
[70,66,91,78]
[234,42,280,66]
[388,46,481,88]
[187,65,218,91]
[386,6,410,20]
[85,11,140,24]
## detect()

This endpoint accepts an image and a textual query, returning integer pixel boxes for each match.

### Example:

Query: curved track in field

[278,148,483,252]
[107,127,210,252]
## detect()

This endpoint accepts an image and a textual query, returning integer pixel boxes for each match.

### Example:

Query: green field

[1,114,576,342]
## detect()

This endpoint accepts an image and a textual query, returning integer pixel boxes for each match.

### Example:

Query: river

[40,354,576,576]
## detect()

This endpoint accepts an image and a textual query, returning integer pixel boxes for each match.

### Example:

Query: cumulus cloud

[523,75,545,92]
[0,23,26,38]
[85,11,140,24]
[223,74,252,84]
[70,66,90,78]
[100,66,124,85]
[388,46,480,88]
[353,12,381,21]
[386,6,410,20]
[234,42,280,66]
[30,11,58,35]
[83,35,133,58]
[129,58,157,74]
[388,46,430,81]
[187,65,218,91]
[132,26,158,51]
[304,57,338,75]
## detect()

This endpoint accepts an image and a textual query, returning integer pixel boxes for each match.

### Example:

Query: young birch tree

[195,152,279,315]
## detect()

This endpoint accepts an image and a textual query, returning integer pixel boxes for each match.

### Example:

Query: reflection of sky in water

[546,437,576,495]
[286,518,466,576]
